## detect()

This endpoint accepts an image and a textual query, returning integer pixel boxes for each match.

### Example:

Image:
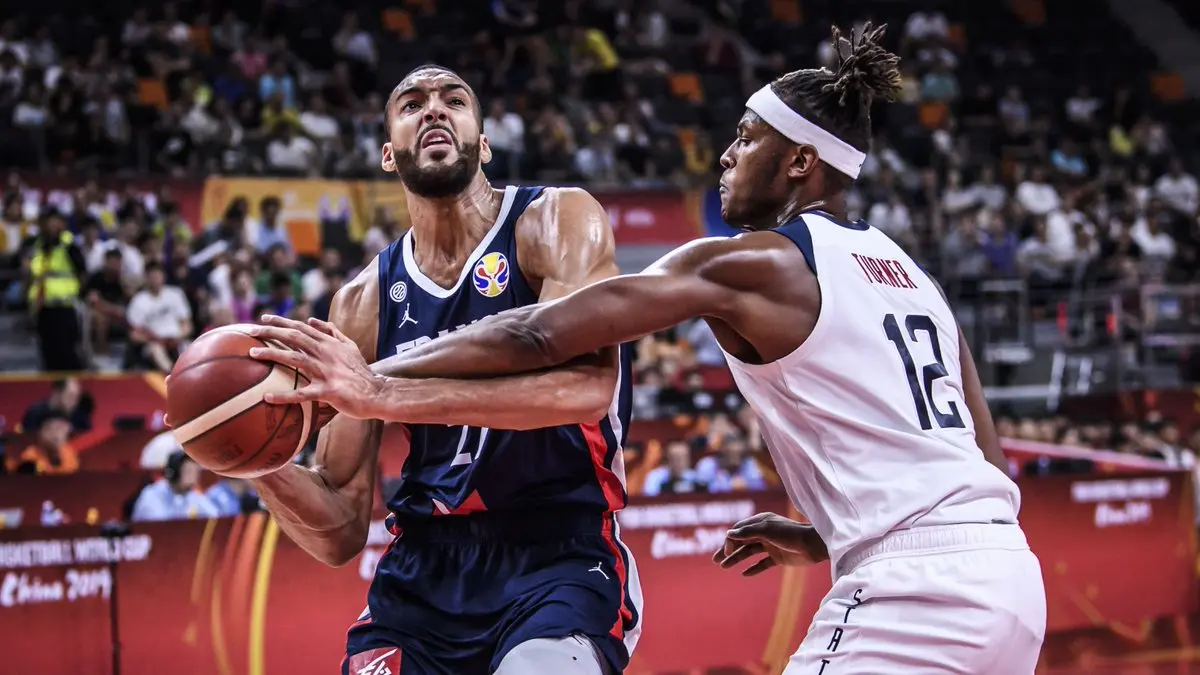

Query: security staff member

[28,209,86,371]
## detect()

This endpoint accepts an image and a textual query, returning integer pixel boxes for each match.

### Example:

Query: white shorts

[785,523,1046,675]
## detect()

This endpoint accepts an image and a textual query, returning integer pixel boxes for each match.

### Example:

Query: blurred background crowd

[0,0,1199,514]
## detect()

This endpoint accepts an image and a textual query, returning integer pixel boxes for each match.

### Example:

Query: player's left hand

[712,512,829,576]
[246,315,383,420]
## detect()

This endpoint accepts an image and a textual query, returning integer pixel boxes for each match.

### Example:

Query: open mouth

[420,129,453,149]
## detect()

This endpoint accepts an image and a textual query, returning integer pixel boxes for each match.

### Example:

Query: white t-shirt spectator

[942,185,977,215]
[1155,172,1199,215]
[267,135,317,173]
[970,181,1008,211]
[300,109,340,142]
[87,239,145,279]
[1044,210,1088,263]
[1016,180,1061,216]
[1132,219,1177,260]
[867,201,913,239]
[1065,94,1101,126]
[127,285,192,339]
[335,30,376,65]
[140,430,182,470]
[12,100,48,128]
[905,11,949,41]
[362,226,398,261]
[301,268,328,303]
[483,112,525,153]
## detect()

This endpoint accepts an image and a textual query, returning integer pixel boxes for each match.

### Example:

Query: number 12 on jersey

[883,313,966,431]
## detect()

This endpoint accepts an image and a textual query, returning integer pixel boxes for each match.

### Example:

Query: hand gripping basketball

[246,316,384,420]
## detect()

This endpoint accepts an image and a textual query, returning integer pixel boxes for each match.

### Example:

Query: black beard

[394,141,480,198]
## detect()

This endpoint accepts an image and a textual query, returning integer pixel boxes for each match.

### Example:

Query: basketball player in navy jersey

[244,65,641,675]
[254,25,1046,673]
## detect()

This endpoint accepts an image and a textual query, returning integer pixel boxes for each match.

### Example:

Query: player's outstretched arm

[373,235,751,382]
[249,264,384,567]
[248,234,756,427]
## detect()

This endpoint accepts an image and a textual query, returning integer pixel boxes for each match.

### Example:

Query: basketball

[166,324,315,479]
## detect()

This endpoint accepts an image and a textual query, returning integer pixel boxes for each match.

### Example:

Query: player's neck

[776,192,847,226]
[406,174,503,261]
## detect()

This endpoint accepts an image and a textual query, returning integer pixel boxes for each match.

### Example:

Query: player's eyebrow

[392,82,469,104]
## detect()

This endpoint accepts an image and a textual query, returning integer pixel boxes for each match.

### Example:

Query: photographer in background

[130,451,219,522]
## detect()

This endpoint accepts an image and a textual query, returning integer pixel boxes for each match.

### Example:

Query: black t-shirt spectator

[85,270,127,306]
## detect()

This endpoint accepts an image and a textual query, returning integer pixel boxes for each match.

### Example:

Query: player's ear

[478,133,492,165]
[787,145,820,180]
[381,142,396,173]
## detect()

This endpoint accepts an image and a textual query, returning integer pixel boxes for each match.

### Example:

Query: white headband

[745,85,866,179]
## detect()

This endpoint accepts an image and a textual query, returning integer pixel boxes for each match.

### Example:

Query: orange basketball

[166,324,315,478]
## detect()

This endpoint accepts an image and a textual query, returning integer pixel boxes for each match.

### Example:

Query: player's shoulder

[513,185,614,262]
[329,257,381,357]
[517,186,608,238]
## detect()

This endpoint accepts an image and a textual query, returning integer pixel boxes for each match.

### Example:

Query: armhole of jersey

[508,186,551,302]
[768,217,817,277]
[726,214,830,369]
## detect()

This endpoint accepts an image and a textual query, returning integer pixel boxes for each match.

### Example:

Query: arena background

[2,0,1200,672]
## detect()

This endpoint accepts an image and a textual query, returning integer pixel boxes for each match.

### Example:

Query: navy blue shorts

[342,509,642,675]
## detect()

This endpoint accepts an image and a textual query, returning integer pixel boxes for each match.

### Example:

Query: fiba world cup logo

[473,252,510,298]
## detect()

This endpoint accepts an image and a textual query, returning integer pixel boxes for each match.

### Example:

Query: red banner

[590,190,702,246]
[0,472,1194,674]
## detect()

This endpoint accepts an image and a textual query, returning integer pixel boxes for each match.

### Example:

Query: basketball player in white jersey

[251,23,1046,673]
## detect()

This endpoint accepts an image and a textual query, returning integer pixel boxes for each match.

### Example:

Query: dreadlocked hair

[769,22,902,155]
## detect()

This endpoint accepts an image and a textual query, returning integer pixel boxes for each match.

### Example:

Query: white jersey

[721,212,1021,574]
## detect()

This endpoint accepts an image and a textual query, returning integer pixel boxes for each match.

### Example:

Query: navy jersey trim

[807,209,870,231]
[771,217,818,277]
[375,241,402,359]
[506,186,546,300]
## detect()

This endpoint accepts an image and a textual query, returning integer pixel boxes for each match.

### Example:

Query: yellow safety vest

[28,232,81,307]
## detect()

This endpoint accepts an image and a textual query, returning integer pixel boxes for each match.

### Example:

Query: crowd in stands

[2,0,1200,517]
[0,1,1197,372]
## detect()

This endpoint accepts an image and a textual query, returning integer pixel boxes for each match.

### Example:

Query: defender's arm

[371,234,752,383]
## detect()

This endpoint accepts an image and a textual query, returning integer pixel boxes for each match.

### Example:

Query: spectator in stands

[1155,158,1198,217]
[302,248,342,303]
[130,451,219,522]
[361,206,401,262]
[256,243,302,299]
[311,268,344,322]
[27,209,86,371]
[696,434,766,493]
[264,271,297,317]
[126,261,192,372]
[226,268,258,324]
[483,99,526,180]
[206,477,259,517]
[266,123,318,176]
[643,439,707,496]
[249,195,290,253]
[21,377,91,434]
[84,248,131,356]
[139,428,182,470]
[5,410,79,475]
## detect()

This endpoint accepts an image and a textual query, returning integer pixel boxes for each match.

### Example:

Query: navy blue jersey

[375,185,633,518]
